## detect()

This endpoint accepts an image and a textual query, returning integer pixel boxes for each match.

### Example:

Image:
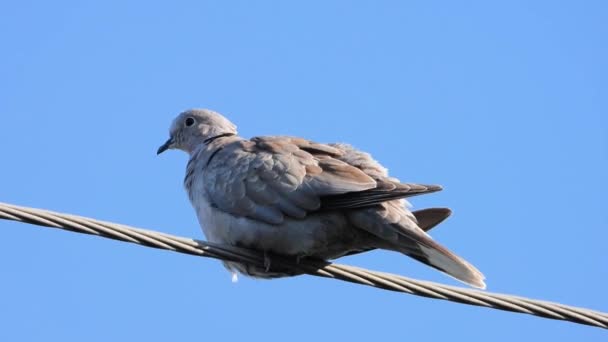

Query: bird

[157,109,486,289]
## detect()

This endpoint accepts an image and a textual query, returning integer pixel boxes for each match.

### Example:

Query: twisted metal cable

[1,201,606,329]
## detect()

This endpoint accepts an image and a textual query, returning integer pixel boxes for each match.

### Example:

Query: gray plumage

[157,109,486,289]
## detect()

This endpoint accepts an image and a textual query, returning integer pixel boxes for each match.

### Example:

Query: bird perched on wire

[157,109,486,289]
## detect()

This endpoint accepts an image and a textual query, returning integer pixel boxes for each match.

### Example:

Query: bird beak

[157,137,174,155]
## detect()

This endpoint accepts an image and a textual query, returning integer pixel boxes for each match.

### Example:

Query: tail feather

[396,233,486,289]
[412,208,452,232]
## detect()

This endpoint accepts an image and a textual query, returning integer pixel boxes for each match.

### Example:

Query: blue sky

[1,1,607,340]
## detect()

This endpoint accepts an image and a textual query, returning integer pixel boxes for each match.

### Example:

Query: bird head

[157,109,238,155]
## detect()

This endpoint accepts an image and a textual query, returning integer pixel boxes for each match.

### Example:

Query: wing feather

[320,183,442,211]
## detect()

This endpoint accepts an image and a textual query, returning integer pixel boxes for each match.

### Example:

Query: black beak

[157,137,174,155]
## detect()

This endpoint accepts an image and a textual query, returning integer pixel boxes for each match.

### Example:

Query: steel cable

[1,201,606,329]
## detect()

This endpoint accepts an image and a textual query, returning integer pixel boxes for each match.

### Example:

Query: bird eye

[185,117,195,127]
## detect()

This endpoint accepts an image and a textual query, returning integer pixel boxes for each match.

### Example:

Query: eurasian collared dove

[158,109,486,289]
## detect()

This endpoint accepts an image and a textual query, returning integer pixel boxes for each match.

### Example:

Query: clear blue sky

[1,1,606,340]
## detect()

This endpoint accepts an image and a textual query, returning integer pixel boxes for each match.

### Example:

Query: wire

[1,201,606,329]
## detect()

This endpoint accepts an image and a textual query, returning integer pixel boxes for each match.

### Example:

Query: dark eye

[185,117,195,127]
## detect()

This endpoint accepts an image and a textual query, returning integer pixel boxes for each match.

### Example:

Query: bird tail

[348,207,485,288]
[395,231,486,289]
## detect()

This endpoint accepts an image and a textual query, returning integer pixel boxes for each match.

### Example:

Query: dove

[157,109,486,288]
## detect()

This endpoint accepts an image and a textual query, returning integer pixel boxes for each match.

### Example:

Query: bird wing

[204,137,444,225]
[203,136,378,224]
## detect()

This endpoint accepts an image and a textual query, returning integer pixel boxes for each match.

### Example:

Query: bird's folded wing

[203,136,377,224]
[204,136,444,225]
